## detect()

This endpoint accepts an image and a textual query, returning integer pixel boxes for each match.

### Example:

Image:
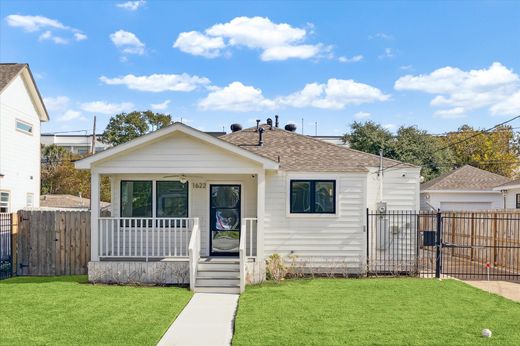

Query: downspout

[379,148,384,202]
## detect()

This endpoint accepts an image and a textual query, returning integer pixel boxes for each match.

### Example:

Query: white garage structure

[420,165,510,211]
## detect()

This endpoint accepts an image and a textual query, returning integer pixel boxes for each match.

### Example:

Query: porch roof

[74,122,279,171]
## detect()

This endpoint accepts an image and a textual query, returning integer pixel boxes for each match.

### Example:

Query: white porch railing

[188,218,200,291]
[98,217,198,259]
[240,217,258,293]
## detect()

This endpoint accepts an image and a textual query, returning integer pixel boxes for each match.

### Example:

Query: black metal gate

[367,210,520,281]
[0,213,13,280]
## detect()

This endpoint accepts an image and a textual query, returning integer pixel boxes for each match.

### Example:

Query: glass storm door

[210,185,241,256]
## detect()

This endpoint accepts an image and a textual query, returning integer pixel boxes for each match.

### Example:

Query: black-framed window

[516,194,520,209]
[156,181,188,217]
[120,181,152,217]
[290,180,336,214]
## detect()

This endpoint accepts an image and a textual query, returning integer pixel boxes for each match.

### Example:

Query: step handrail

[188,218,200,291]
[239,223,246,293]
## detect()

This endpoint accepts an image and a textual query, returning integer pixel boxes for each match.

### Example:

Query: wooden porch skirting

[88,260,189,285]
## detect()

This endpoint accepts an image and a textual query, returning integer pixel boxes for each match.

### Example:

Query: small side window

[26,193,34,208]
[16,119,33,134]
[516,194,520,209]
[0,191,10,213]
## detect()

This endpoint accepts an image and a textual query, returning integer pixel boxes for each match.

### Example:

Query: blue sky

[1,0,519,135]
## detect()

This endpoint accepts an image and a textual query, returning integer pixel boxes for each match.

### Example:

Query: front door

[210,184,241,256]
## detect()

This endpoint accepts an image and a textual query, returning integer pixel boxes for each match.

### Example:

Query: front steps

[194,257,240,294]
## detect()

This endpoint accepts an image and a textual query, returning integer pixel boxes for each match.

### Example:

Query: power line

[373,114,520,175]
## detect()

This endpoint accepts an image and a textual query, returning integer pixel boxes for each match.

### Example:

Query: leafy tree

[101,111,173,146]
[41,145,110,202]
[393,126,455,180]
[342,121,396,157]
[445,125,519,177]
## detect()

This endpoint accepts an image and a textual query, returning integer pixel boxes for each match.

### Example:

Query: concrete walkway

[158,293,239,346]
[464,281,520,303]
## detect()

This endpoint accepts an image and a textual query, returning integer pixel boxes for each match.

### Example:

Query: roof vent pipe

[266,118,273,129]
[258,127,265,146]
[275,115,279,128]
[285,123,297,132]
[256,119,261,131]
[230,123,242,132]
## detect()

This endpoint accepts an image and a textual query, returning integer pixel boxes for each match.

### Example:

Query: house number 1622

[192,182,206,189]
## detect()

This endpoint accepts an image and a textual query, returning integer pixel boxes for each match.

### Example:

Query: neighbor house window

[516,194,520,209]
[120,181,152,217]
[156,181,188,217]
[0,191,10,213]
[290,180,335,214]
[26,193,34,208]
[15,119,33,134]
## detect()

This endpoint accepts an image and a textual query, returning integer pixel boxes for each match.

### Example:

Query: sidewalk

[464,281,520,303]
[158,293,239,346]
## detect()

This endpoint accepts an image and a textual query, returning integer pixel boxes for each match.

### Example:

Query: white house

[493,179,520,209]
[75,122,420,293]
[0,63,49,212]
[41,133,110,155]
[420,165,510,211]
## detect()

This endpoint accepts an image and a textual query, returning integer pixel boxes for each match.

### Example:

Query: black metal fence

[367,210,520,281]
[0,213,13,280]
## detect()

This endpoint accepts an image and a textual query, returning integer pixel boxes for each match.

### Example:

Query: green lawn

[0,276,192,345]
[233,278,520,346]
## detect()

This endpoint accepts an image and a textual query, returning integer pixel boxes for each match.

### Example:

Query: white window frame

[26,192,34,208]
[0,190,10,213]
[15,118,33,135]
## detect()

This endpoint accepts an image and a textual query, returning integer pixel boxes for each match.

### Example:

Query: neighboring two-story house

[0,63,49,212]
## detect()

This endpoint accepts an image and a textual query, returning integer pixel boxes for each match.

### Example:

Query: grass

[233,278,520,346]
[0,276,192,345]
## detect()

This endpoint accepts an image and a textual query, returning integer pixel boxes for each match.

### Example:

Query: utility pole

[301,118,304,135]
[90,116,96,155]
[379,148,384,202]
[315,121,317,136]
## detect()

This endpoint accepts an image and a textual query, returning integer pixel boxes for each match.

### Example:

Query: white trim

[74,123,279,170]
[493,184,520,191]
[90,167,265,175]
[15,118,33,135]
[421,190,501,194]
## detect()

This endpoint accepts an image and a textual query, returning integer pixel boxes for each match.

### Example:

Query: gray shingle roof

[494,178,520,189]
[220,124,417,172]
[421,165,510,191]
[0,63,26,92]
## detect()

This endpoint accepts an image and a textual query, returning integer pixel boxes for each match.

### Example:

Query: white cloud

[5,14,66,32]
[490,91,520,116]
[198,82,275,112]
[173,31,226,58]
[395,62,520,116]
[338,55,363,63]
[116,0,146,10]
[100,73,210,92]
[383,123,397,131]
[74,32,87,41]
[277,79,390,109]
[369,32,393,40]
[434,107,466,119]
[80,101,134,115]
[58,110,86,122]
[43,96,70,111]
[354,111,371,119]
[5,14,86,44]
[151,100,171,110]
[38,30,68,44]
[378,48,395,59]
[198,79,388,112]
[110,30,145,55]
[173,16,328,61]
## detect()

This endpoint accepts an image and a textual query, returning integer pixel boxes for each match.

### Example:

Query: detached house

[0,63,49,212]
[75,121,420,293]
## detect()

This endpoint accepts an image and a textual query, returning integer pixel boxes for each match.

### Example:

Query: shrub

[265,254,287,283]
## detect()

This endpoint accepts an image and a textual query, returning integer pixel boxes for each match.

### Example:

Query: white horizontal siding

[421,191,503,211]
[263,171,367,267]
[95,132,262,172]
[367,167,421,211]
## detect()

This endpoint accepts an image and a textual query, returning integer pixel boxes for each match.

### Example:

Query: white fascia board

[421,190,501,194]
[493,184,520,191]
[74,123,279,170]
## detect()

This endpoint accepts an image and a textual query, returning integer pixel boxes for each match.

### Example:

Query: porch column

[90,170,100,261]
[256,170,265,259]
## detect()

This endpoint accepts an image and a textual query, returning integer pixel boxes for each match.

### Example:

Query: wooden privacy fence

[17,210,90,276]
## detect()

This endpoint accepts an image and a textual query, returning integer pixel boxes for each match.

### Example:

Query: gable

[91,131,265,173]
[0,75,41,126]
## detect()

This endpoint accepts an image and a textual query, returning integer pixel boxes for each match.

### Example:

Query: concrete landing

[158,293,239,346]
[464,280,520,303]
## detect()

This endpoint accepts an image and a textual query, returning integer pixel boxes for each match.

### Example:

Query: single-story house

[420,165,510,211]
[75,121,420,293]
[493,179,520,209]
